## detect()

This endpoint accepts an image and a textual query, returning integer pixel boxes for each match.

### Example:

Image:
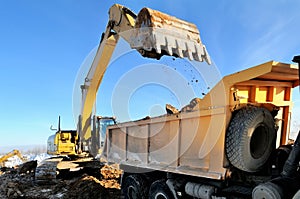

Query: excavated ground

[0,161,122,199]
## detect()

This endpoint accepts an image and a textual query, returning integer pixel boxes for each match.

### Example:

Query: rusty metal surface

[135,8,200,35]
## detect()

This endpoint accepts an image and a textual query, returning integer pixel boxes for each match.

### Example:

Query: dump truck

[102,59,300,199]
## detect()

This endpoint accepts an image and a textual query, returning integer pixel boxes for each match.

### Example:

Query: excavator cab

[89,116,116,157]
[97,116,116,148]
[47,116,115,157]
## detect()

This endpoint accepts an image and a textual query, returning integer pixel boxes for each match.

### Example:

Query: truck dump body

[102,61,299,180]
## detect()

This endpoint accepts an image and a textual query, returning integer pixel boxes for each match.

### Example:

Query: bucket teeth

[129,7,211,64]
[166,40,173,56]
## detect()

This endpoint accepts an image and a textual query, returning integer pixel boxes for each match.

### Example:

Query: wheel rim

[127,185,138,199]
[155,193,168,199]
[250,124,269,159]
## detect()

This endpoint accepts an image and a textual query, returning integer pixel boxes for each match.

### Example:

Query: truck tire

[149,180,175,199]
[225,107,275,172]
[252,182,283,199]
[293,189,300,199]
[122,174,148,199]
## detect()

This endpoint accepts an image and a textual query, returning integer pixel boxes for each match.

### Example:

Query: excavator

[47,115,115,157]
[74,4,210,157]
[38,4,210,182]
[0,149,26,168]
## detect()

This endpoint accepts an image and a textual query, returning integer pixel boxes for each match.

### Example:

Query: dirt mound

[65,175,121,199]
[0,161,122,199]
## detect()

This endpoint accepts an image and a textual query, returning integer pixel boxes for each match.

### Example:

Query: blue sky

[0,0,300,148]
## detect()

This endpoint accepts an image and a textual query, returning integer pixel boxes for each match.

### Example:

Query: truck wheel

[122,174,148,199]
[292,189,300,199]
[149,180,175,199]
[252,182,283,199]
[225,107,275,172]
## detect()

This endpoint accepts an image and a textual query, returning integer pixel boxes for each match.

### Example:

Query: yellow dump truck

[102,60,300,198]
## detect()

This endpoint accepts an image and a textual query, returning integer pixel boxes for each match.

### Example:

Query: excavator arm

[0,150,26,167]
[79,4,136,144]
[79,4,211,150]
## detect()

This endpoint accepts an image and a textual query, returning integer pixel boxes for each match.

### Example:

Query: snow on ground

[2,153,51,168]
[28,153,51,164]
[3,156,23,168]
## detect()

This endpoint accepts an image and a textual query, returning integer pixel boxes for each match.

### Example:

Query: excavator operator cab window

[97,118,115,147]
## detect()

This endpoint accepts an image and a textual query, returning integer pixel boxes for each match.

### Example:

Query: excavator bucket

[130,7,211,64]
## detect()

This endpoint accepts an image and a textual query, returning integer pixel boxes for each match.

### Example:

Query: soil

[0,161,123,199]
